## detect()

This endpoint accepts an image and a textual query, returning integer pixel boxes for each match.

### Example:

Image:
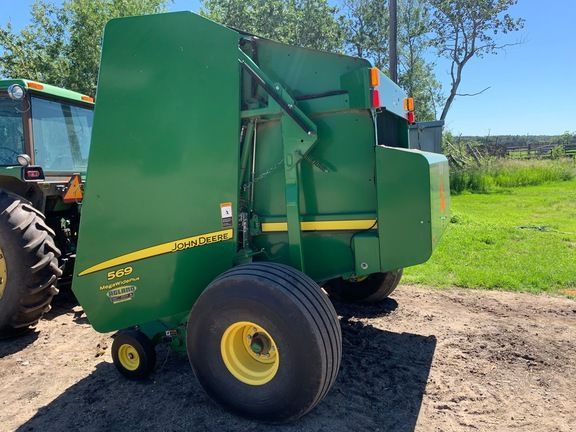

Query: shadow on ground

[1,290,83,357]
[44,288,88,325]
[0,330,39,357]
[333,297,399,319]
[16,315,436,432]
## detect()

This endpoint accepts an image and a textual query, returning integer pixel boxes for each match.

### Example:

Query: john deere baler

[72,11,449,422]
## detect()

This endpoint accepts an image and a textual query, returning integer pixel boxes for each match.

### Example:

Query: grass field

[450,159,575,193]
[404,179,576,295]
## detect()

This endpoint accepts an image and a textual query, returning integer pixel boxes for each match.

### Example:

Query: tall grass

[451,159,576,194]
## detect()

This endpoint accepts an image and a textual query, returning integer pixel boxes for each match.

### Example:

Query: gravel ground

[1,286,574,432]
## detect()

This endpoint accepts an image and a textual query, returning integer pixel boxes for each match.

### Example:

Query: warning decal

[220,202,233,228]
[62,174,83,203]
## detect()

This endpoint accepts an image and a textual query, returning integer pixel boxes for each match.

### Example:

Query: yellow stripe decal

[261,220,377,232]
[78,228,234,277]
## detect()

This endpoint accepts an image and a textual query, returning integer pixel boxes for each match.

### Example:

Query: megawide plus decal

[78,229,234,276]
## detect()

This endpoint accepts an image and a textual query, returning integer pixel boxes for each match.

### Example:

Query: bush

[450,159,576,194]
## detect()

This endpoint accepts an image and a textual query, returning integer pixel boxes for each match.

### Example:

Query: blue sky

[2,0,574,136]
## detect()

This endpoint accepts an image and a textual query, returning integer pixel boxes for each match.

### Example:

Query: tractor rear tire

[0,191,62,338]
[187,262,342,422]
[324,269,403,303]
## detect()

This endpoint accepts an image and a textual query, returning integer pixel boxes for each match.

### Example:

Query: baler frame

[238,48,318,270]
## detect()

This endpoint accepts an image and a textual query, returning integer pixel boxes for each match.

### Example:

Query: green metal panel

[253,39,371,98]
[72,12,241,332]
[375,146,450,271]
[71,11,450,336]
[430,154,451,247]
[352,232,381,277]
[0,79,93,104]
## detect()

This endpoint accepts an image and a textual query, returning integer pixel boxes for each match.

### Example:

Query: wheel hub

[118,343,141,371]
[221,321,279,386]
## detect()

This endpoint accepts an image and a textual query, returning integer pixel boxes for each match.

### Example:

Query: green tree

[342,0,441,121]
[0,0,168,95]
[201,0,344,52]
[397,0,442,121]
[428,0,524,121]
[340,0,389,68]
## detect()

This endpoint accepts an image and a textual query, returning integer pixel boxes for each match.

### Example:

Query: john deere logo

[107,285,137,304]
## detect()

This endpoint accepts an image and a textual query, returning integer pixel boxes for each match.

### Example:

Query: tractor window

[31,97,93,173]
[0,96,25,166]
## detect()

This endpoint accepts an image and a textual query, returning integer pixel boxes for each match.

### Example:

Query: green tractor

[0,79,94,338]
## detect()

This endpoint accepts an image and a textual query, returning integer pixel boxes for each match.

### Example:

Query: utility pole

[389,0,398,83]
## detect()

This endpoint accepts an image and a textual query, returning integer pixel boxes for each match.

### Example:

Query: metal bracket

[238,48,318,271]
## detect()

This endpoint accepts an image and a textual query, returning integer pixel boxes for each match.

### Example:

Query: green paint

[375,146,450,272]
[352,233,381,277]
[72,11,450,337]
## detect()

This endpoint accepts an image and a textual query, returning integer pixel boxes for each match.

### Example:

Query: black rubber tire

[325,269,403,303]
[111,329,157,380]
[0,191,62,339]
[187,262,342,422]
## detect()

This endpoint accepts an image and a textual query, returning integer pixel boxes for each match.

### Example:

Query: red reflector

[407,111,415,124]
[371,89,380,108]
[23,166,45,181]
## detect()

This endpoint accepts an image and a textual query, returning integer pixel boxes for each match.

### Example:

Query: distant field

[450,158,575,193]
[404,179,576,295]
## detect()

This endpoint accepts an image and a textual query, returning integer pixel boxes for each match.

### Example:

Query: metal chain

[242,157,284,191]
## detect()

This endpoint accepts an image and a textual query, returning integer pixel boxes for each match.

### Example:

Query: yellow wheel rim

[118,344,140,371]
[220,321,279,386]
[0,247,7,300]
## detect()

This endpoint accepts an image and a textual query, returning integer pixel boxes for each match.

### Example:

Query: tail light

[23,166,45,181]
[371,89,381,108]
[407,111,415,124]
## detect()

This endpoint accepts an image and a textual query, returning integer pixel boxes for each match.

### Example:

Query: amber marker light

[369,67,380,87]
[27,82,44,90]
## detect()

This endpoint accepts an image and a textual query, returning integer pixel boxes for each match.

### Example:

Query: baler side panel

[72,12,241,332]
[254,39,371,98]
[247,40,386,281]
[375,146,450,272]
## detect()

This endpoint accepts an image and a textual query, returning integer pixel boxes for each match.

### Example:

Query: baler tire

[0,191,62,339]
[186,262,342,422]
[112,329,156,380]
[325,269,403,303]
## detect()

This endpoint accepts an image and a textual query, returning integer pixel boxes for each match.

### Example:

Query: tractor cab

[0,80,94,182]
[0,80,94,286]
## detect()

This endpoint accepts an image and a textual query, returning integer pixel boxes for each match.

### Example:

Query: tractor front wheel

[0,191,62,338]
[324,269,403,303]
[187,262,342,422]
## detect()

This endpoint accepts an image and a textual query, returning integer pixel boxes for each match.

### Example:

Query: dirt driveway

[1,286,574,432]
